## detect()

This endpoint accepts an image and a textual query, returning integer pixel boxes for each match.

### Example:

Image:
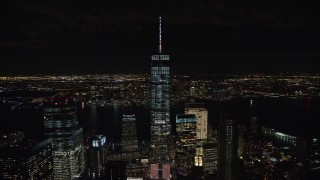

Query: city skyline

[1,1,320,75]
[1,1,320,179]
[1,72,320,179]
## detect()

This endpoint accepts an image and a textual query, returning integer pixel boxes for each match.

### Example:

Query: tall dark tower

[250,100,258,135]
[88,135,107,179]
[150,17,172,179]
[218,113,238,180]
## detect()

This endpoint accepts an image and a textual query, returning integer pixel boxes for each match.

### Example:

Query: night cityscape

[1,1,320,180]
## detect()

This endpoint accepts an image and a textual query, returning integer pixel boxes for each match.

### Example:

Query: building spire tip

[159,16,162,54]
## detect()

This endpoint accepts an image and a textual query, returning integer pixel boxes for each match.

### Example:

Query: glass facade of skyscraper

[150,54,171,164]
[43,100,85,180]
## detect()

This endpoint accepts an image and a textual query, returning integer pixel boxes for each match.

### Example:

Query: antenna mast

[159,16,162,54]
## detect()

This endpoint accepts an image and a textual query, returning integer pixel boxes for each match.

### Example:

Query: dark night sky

[1,0,320,75]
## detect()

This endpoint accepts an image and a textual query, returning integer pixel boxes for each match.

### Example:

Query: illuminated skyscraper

[175,114,197,177]
[218,113,238,180]
[185,103,208,139]
[43,98,85,180]
[0,137,53,179]
[121,114,138,152]
[88,135,107,179]
[150,17,171,165]
[203,141,218,176]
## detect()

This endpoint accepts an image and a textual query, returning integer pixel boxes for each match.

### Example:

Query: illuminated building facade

[203,141,218,176]
[43,99,85,180]
[121,114,139,152]
[0,137,53,179]
[218,113,237,180]
[176,114,197,177]
[192,146,204,179]
[88,135,107,179]
[185,103,208,139]
[150,17,171,164]
[150,53,171,164]
[194,146,203,167]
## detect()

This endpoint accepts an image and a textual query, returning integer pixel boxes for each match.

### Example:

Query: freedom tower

[150,17,172,179]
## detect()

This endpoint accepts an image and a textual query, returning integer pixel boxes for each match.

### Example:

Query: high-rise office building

[238,125,247,158]
[43,98,85,180]
[88,135,107,179]
[185,103,208,139]
[150,17,172,179]
[121,114,139,152]
[0,137,53,179]
[218,113,238,180]
[203,141,218,176]
[192,146,204,179]
[176,114,197,177]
